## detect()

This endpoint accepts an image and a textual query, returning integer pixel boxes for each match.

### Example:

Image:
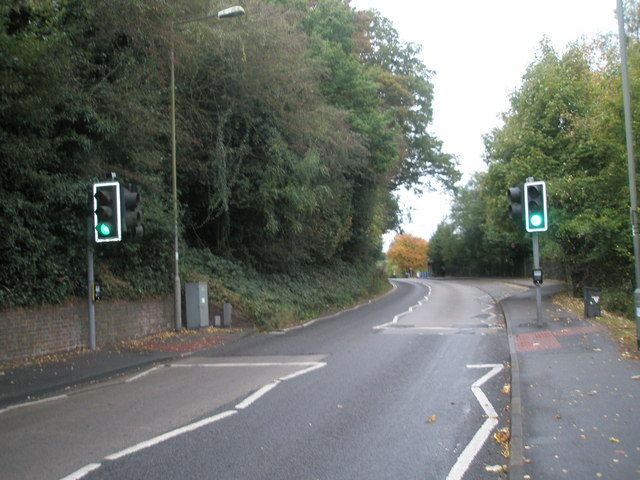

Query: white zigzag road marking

[373,284,431,330]
[446,363,504,480]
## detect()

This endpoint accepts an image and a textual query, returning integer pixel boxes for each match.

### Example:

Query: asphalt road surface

[1,279,514,480]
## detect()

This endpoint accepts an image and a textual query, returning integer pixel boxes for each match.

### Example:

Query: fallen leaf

[631,375,640,381]
[501,383,511,396]
[609,437,620,443]
[493,427,510,458]
[485,465,506,473]
[426,414,437,424]
[554,413,562,419]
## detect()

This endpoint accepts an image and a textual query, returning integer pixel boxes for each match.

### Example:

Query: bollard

[223,303,232,327]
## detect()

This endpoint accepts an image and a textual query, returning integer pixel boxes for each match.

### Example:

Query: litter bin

[584,287,601,318]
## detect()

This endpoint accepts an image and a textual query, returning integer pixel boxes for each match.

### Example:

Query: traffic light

[93,182,121,242]
[524,180,547,232]
[507,183,524,224]
[120,185,143,240]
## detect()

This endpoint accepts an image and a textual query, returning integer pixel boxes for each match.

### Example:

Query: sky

[348,0,620,250]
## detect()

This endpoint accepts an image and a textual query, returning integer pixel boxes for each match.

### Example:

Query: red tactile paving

[514,325,600,352]
[515,331,561,351]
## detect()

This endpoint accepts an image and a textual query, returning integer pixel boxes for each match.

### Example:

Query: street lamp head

[218,6,245,18]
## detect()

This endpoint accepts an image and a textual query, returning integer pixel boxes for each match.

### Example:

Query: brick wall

[0,296,173,362]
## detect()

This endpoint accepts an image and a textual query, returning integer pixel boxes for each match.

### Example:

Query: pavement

[500,282,640,480]
[1,280,639,479]
[0,326,255,409]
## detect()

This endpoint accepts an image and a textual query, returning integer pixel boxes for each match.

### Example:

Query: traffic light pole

[87,212,97,350]
[532,232,543,327]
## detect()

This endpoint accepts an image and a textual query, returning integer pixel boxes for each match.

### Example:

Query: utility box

[584,287,601,318]
[185,282,209,329]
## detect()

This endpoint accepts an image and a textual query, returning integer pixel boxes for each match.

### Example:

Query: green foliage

[484,39,635,295]
[428,174,524,277]
[431,9,640,314]
[182,248,389,330]
[0,0,456,320]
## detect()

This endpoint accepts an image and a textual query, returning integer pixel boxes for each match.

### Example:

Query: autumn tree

[387,234,428,274]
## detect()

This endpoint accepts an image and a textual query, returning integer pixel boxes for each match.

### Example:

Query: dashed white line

[58,463,102,480]
[104,410,238,461]
[234,362,327,410]
[58,360,326,480]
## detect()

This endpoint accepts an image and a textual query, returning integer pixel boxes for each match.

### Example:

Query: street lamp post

[617,0,640,349]
[170,5,245,332]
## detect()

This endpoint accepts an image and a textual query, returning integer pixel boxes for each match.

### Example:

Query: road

[1,279,519,480]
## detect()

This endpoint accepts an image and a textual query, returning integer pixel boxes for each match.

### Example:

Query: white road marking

[124,365,163,383]
[275,298,374,333]
[58,463,102,480]
[171,361,321,368]
[234,362,327,409]
[235,381,281,410]
[0,394,68,415]
[374,285,431,330]
[446,363,504,480]
[58,359,326,480]
[105,410,238,461]
[279,361,326,381]
[482,303,497,326]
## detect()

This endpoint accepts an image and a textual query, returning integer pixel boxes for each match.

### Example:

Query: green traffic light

[529,213,544,228]
[98,223,112,236]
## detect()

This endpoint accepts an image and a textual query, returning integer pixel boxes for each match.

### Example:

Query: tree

[425,2,640,314]
[0,0,459,309]
[484,40,631,292]
[0,0,173,306]
[387,234,428,274]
